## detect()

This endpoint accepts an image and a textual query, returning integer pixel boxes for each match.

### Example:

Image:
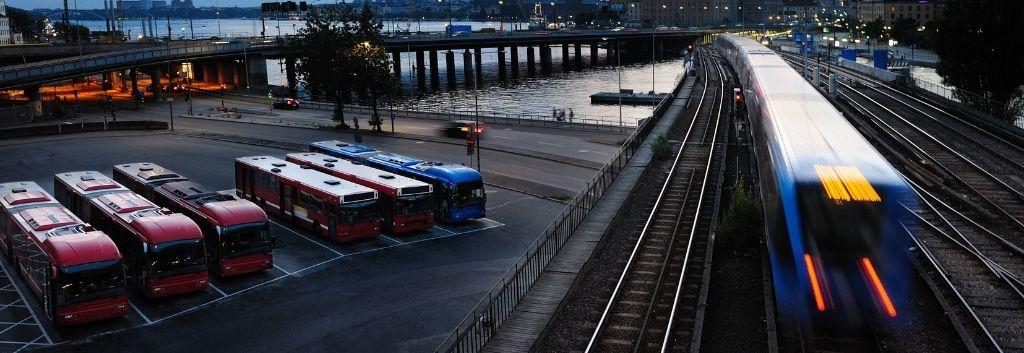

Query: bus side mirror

[161,207,173,215]
[82,223,96,232]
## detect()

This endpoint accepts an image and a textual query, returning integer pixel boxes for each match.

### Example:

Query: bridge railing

[431,70,685,353]
[0,42,275,86]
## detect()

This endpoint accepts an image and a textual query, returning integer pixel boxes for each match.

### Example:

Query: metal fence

[912,78,1024,130]
[432,74,683,353]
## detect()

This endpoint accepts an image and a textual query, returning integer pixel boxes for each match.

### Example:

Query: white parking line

[537,141,563,147]
[0,317,31,336]
[430,225,458,235]
[145,220,506,327]
[379,234,405,244]
[270,219,345,256]
[272,264,293,275]
[129,302,153,324]
[0,258,52,344]
[208,283,228,298]
[13,335,45,353]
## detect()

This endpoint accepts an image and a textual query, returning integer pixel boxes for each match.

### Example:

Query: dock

[590,89,669,105]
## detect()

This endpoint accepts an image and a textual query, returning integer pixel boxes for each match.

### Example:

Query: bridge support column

[473,47,483,83]
[540,45,551,73]
[246,57,268,89]
[25,86,42,117]
[510,46,519,77]
[560,44,570,71]
[129,67,140,96]
[415,50,426,86]
[201,62,216,83]
[429,50,439,85]
[150,66,163,101]
[285,56,297,97]
[218,60,235,86]
[463,49,473,86]
[590,42,598,65]
[497,47,506,81]
[574,42,582,68]
[526,46,536,75]
[391,51,402,78]
[445,50,456,87]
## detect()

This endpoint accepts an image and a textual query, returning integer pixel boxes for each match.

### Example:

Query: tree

[293,4,358,126]
[716,178,761,252]
[862,18,887,45]
[351,2,399,132]
[53,22,90,43]
[6,7,44,42]
[934,0,1024,122]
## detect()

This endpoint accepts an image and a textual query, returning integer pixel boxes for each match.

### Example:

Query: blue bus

[310,140,486,223]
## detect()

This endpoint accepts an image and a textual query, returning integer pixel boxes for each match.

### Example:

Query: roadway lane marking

[537,141,563,147]
[129,302,154,324]
[491,135,515,140]
[0,254,52,344]
[270,219,345,257]
[379,234,405,244]
[487,197,533,211]
[208,283,228,298]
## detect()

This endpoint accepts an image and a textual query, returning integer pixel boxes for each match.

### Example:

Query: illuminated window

[814,165,881,203]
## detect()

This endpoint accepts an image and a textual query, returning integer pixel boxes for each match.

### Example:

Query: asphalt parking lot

[0,127,583,352]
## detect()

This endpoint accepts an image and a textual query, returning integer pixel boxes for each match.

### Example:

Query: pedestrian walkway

[479,75,697,353]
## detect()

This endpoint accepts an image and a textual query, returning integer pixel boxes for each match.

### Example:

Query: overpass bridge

[0,29,702,118]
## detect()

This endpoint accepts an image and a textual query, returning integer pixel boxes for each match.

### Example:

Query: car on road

[443,120,485,138]
[626,28,639,32]
[273,98,300,110]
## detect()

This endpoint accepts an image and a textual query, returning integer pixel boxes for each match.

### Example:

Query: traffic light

[466,138,476,155]
[687,44,693,52]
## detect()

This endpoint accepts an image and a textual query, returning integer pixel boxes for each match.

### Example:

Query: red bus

[286,152,434,234]
[0,181,129,326]
[235,156,381,242]
[53,171,209,298]
[113,163,273,276]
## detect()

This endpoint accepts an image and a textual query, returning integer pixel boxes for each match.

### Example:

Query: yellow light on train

[814,165,881,203]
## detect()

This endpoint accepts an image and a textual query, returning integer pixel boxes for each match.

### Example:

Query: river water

[77,19,688,125]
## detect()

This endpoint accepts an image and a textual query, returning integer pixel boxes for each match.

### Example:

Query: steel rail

[583,46,714,353]
[659,50,727,353]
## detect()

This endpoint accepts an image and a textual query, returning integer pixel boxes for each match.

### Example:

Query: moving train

[715,34,916,334]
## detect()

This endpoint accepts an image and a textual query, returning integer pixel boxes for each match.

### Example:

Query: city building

[857,0,943,26]
[0,0,10,45]
[171,0,194,9]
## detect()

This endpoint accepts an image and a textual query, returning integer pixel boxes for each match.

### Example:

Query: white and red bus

[113,163,273,276]
[235,156,381,242]
[53,171,209,298]
[0,181,129,326]
[286,152,434,234]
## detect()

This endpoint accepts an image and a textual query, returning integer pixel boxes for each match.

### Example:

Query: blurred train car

[715,34,917,336]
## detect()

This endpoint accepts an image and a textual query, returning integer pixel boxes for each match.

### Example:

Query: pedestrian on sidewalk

[568,108,574,122]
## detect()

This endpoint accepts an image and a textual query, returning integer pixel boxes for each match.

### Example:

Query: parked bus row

[0,166,275,326]
[0,141,487,327]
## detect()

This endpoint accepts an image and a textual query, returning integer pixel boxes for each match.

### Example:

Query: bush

[716,178,762,252]
[650,133,671,159]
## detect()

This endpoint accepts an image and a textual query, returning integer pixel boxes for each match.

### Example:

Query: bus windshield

[57,260,126,306]
[452,181,485,208]
[395,193,433,216]
[148,239,207,279]
[219,222,272,258]
[339,200,379,225]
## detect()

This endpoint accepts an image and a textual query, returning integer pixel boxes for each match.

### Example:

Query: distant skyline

[5,0,271,10]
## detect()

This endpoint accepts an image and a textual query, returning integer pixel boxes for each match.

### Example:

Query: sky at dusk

[5,0,271,10]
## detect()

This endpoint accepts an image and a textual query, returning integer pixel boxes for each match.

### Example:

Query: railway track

[903,177,1024,353]
[584,47,727,353]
